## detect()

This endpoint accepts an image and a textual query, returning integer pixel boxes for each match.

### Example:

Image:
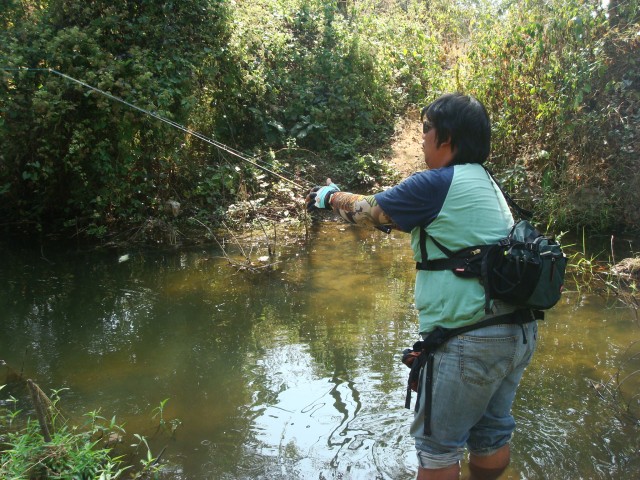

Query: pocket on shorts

[457,333,518,385]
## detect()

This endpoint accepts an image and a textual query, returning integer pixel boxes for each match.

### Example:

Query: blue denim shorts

[410,321,537,469]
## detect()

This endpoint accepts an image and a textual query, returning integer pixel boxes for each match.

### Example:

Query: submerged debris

[611,257,640,281]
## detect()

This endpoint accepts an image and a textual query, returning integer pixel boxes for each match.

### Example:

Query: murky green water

[1,224,639,479]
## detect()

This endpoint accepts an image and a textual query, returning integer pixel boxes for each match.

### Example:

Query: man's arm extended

[328,192,397,229]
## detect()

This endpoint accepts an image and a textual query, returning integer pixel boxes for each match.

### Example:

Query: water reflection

[0,226,639,479]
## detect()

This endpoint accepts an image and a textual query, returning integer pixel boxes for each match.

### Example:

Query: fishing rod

[1,67,311,191]
[2,67,392,233]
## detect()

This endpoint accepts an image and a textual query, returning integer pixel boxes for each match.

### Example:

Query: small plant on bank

[0,419,129,479]
[0,384,178,479]
[0,385,128,478]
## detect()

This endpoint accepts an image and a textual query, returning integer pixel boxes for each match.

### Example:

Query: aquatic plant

[151,398,169,428]
[131,434,164,478]
[0,382,170,479]
[0,385,129,478]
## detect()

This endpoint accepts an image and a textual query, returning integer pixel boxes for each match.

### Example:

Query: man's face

[422,120,452,170]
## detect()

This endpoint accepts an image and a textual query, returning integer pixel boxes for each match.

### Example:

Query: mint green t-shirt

[375,163,514,334]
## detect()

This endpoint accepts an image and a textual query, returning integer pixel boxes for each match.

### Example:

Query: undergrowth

[0,384,174,479]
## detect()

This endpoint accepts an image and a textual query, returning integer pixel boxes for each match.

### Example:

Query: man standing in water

[306,93,537,480]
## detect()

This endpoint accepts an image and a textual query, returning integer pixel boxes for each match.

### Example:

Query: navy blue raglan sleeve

[373,167,453,233]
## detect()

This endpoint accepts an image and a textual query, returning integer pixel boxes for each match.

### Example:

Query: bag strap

[483,166,533,220]
[417,166,531,270]
[416,227,460,270]
[417,227,429,269]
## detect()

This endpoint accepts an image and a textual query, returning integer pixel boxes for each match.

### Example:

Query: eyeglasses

[420,106,433,134]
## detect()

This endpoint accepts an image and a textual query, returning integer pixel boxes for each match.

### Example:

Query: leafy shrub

[0,419,126,479]
[0,0,235,237]
[452,0,639,232]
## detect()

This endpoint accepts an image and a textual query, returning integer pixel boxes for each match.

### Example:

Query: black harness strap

[416,227,497,314]
[422,352,435,435]
[417,227,429,271]
[483,166,533,220]
[416,228,493,271]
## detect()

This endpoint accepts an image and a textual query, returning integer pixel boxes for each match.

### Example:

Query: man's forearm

[328,192,396,228]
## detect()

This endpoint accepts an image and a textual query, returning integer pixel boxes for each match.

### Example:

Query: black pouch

[402,327,451,410]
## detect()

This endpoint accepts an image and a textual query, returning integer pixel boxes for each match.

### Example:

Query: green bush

[0,384,173,479]
[227,0,403,152]
[0,0,235,237]
[0,385,128,479]
[448,0,638,232]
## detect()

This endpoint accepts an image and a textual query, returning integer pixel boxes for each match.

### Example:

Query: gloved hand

[306,179,340,212]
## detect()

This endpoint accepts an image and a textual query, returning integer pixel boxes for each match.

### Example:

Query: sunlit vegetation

[0,0,638,242]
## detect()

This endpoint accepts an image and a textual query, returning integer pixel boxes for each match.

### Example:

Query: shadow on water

[0,224,639,479]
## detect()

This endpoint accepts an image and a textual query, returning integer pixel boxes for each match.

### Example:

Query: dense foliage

[1,0,237,238]
[1,0,638,242]
[465,0,640,231]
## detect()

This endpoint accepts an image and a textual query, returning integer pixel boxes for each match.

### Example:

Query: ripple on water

[245,343,417,479]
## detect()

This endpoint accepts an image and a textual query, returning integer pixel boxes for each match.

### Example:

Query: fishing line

[1,67,313,191]
[3,67,392,233]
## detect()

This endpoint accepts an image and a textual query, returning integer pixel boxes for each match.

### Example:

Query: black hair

[421,93,491,165]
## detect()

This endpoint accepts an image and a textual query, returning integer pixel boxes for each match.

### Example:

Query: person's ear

[436,135,452,150]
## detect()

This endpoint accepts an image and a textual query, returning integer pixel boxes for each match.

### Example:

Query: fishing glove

[306,182,340,212]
